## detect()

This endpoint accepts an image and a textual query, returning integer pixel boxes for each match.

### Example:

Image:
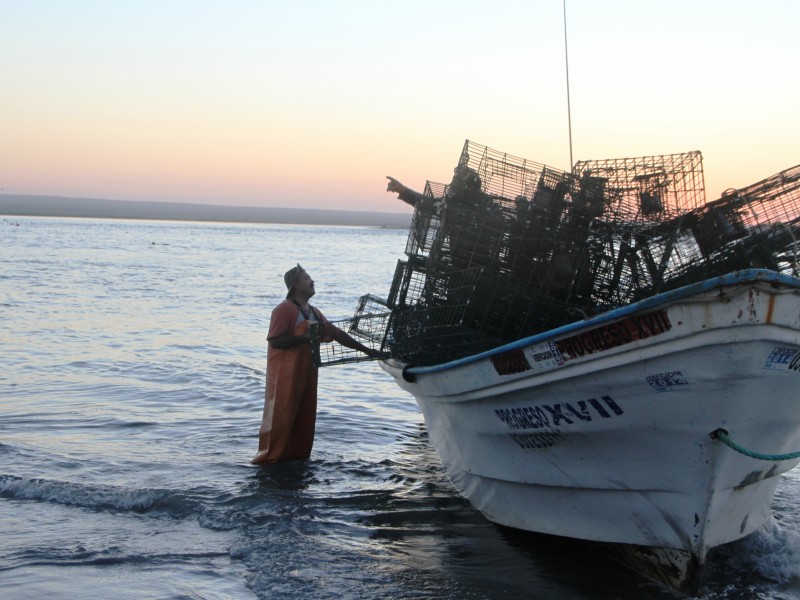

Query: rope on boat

[710,428,800,461]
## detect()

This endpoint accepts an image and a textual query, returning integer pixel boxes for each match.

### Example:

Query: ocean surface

[3,216,800,600]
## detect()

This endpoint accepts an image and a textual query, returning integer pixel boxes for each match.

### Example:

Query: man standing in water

[252,264,377,465]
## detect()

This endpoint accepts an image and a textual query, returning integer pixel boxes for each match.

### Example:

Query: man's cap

[284,263,305,291]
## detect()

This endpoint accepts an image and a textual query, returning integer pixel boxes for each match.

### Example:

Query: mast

[563,0,574,171]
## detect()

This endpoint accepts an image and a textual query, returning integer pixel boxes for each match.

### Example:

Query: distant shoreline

[0,194,413,228]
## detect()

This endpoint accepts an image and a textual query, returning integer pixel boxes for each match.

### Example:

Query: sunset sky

[1,1,797,214]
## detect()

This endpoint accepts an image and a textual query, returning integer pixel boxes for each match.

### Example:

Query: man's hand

[386,176,405,194]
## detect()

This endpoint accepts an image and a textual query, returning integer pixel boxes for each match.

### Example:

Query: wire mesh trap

[310,296,391,367]
[319,140,799,367]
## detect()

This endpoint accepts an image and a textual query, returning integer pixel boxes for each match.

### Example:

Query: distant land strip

[0,194,413,228]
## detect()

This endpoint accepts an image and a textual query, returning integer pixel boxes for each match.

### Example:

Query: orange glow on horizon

[1,2,796,213]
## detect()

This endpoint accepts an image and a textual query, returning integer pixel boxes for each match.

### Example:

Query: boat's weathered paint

[381,270,800,593]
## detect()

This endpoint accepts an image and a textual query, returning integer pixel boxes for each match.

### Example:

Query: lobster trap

[316,140,799,367]
[372,142,713,364]
[663,162,800,285]
[309,295,391,367]
[572,151,708,305]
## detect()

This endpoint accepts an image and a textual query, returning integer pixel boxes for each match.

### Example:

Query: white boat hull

[381,270,800,592]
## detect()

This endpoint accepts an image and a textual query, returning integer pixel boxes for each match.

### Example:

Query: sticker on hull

[491,341,565,376]
[764,347,800,372]
[646,370,689,392]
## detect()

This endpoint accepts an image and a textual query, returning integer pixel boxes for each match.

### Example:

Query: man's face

[295,271,315,297]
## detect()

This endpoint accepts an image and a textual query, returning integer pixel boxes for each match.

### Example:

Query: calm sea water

[3,216,800,600]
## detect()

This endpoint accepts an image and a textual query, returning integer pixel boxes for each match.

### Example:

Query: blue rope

[710,428,800,461]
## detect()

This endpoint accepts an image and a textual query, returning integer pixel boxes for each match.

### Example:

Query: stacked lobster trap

[571,150,707,307]
[314,140,800,367]
[658,163,800,287]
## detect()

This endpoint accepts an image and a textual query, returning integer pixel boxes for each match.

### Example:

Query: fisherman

[252,264,378,465]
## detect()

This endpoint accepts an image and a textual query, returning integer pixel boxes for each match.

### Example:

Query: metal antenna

[563,0,574,171]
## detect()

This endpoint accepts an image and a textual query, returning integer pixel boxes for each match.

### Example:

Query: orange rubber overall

[252,317,319,464]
